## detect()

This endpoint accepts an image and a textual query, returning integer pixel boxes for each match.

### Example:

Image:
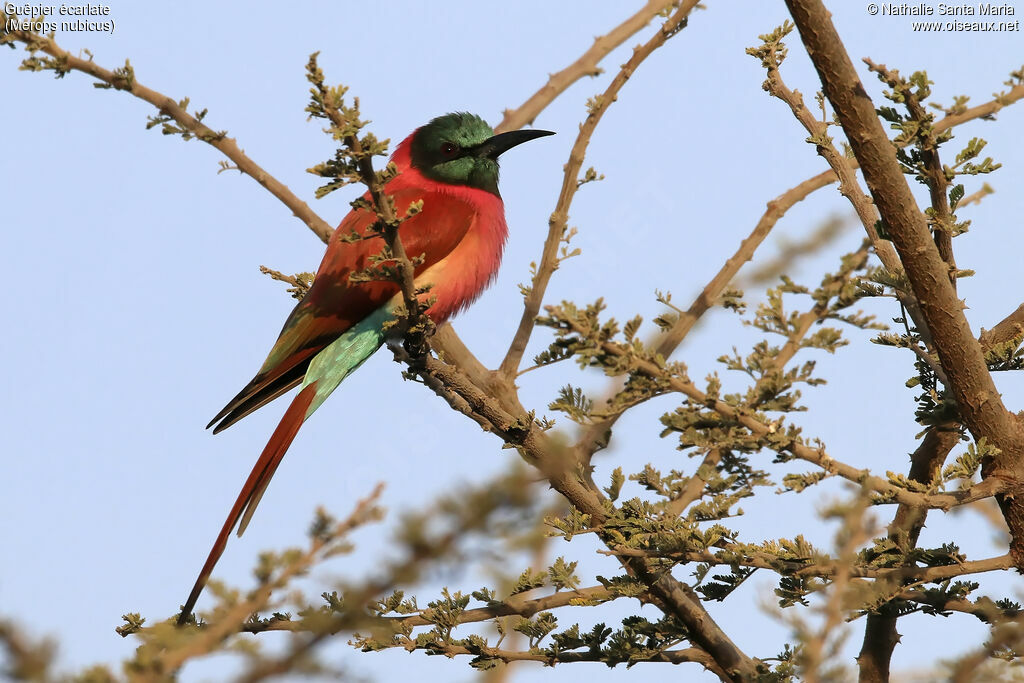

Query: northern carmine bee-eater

[178,113,553,624]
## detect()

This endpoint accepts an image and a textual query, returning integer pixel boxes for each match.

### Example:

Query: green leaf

[605,467,625,501]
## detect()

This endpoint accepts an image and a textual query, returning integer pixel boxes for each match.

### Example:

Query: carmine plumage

[178,113,553,624]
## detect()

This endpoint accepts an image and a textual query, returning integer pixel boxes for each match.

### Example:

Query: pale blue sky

[3,2,1023,681]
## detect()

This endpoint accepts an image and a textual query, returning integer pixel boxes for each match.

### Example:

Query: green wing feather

[300,304,395,418]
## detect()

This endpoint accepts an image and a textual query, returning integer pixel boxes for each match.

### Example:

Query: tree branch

[553,316,1007,510]
[162,486,385,671]
[498,0,700,378]
[858,426,960,682]
[979,302,1024,352]
[407,641,724,670]
[495,0,681,133]
[864,59,957,285]
[248,585,616,634]
[747,79,1024,270]
[895,590,1020,624]
[751,36,943,373]
[784,0,1024,569]
[603,547,1012,582]
[3,27,335,242]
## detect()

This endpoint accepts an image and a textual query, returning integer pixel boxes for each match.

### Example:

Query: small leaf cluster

[746,21,794,71]
[304,52,391,200]
[874,64,1000,240]
[145,96,226,142]
[984,331,1024,372]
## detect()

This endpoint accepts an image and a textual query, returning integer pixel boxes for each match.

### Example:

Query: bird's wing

[207,186,476,432]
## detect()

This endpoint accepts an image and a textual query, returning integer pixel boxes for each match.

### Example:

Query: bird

[177,112,554,625]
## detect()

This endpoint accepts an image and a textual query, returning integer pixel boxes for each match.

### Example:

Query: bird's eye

[440,142,460,159]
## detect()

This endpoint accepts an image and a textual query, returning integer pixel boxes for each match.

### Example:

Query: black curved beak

[476,129,555,159]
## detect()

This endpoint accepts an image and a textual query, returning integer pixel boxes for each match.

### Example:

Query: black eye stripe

[440,142,460,159]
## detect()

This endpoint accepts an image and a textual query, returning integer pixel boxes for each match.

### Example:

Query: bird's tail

[178,306,393,625]
[178,382,318,624]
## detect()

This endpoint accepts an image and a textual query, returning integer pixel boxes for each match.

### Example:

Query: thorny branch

[604,547,1013,582]
[751,30,941,376]
[550,309,1008,511]
[574,47,1023,467]
[152,486,385,675]
[784,0,1024,572]
[1,25,336,243]
[247,586,617,634]
[496,0,681,133]
[864,58,958,284]
[499,0,701,378]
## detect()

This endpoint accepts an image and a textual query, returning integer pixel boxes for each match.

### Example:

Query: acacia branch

[397,349,759,679]
[652,74,1024,362]
[605,546,1012,582]
[747,79,1024,267]
[3,27,335,243]
[665,448,724,518]
[752,39,948,383]
[655,179,838,358]
[858,426,960,681]
[575,56,1024,463]
[895,590,1020,624]
[862,302,1016,679]
[258,266,313,300]
[249,585,616,634]
[495,0,680,133]
[979,302,1024,351]
[498,0,700,378]
[158,486,385,671]
[864,59,957,282]
[784,0,1024,569]
[410,642,723,670]
[576,180,844,457]
[554,316,1007,510]
[308,75,428,353]
[640,70,1024,372]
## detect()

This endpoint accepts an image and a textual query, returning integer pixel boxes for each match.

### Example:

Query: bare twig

[498,0,701,378]
[495,0,680,133]
[979,302,1024,351]
[258,266,313,300]
[3,28,335,242]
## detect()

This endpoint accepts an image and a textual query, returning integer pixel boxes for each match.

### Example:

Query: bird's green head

[410,112,554,196]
